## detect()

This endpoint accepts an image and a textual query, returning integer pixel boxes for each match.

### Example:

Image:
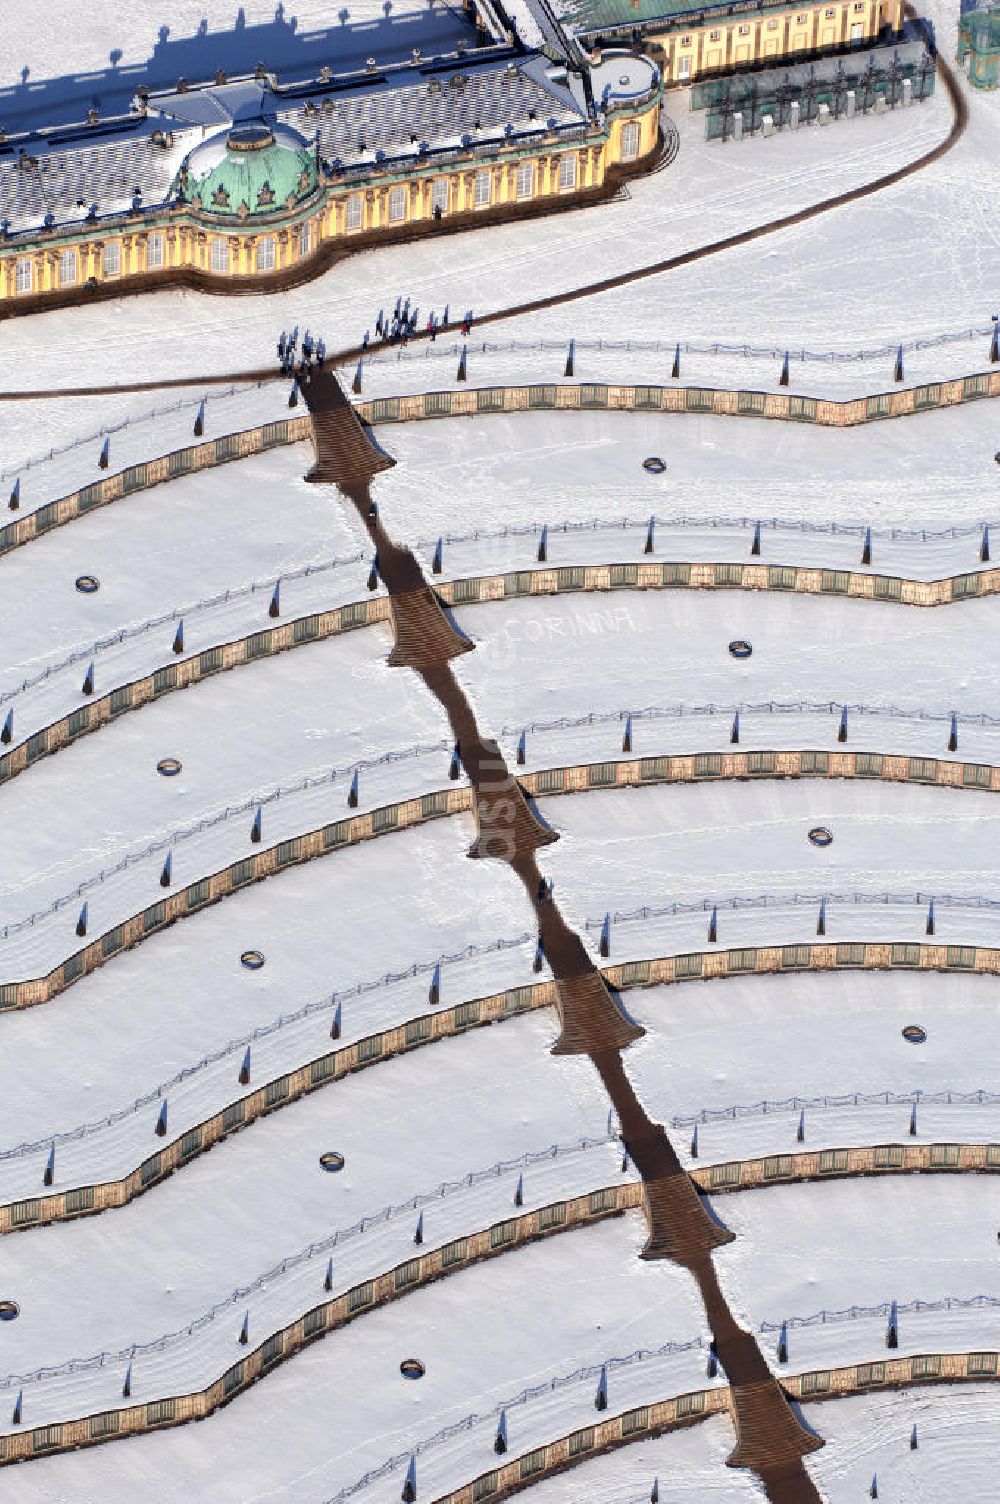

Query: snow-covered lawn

[0,625,455,968]
[0,1014,634,1424]
[623,970,1000,1163]
[536,778,1000,936]
[714,1176,1000,1370]
[372,400,1000,541]
[0,815,538,1158]
[452,590,1000,745]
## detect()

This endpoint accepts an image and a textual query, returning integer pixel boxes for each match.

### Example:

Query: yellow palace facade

[575,0,904,84]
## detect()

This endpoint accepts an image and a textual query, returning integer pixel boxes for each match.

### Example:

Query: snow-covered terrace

[370,404,1000,539]
[625,970,1000,1164]
[536,781,1000,948]
[0,1023,641,1427]
[453,589,999,752]
[0,623,461,972]
[351,325,1000,406]
[1,381,288,523]
[717,1177,1000,1370]
[0,815,536,1146]
[0,1214,715,1504]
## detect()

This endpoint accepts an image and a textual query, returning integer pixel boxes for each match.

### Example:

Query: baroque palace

[0,0,924,308]
[0,0,661,306]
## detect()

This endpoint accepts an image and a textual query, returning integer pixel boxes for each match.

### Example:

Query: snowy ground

[804,1385,1000,1504]
[452,588,1000,740]
[0,1018,641,1428]
[2,382,287,524]
[0,626,460,978]
[714,1175,1000,1369]
[371,404,1000,553]
[0,815,540,1168]
[3,1210,717,1504]
[523,1390,1000,1504]
[534,780,1000,952]
[2,444,378,729]
[623,970,1000,1161]
[355,322,1000,404]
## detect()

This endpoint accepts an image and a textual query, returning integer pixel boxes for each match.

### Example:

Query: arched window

[15,258,33,294]
[146,233,165,269]
[620,121,640,160]
[515,161,534,199]
[210,237,229,273]
[474,170,492,208]
[256,236,276,271]
[346,194,364,231]
[102,241,121,276]
[431,178,449,214]
[58,248,78,286]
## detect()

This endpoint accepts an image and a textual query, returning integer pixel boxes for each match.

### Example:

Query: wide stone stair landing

[728,1378,825,1473]
[387,588,473,669]
[640,1172,734,1261]
[303,371,395,487]
[550,971,644,1055]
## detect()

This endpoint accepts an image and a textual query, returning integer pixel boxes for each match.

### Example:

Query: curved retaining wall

[6,750,1000,1011]
[0,415,311,560]
[0,595,390,788]
[435,1355,1000,1504]
[3,557,996,789]
[0,1183,636,1468]
[434,557,1000,608]
[356,372,1000,430]
[3,936,997,1233]
[4,368,1000,562]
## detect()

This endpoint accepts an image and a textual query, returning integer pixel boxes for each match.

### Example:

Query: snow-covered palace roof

[0,2,593,238]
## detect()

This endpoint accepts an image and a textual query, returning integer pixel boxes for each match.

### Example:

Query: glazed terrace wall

[437,1355,1000,1504]
[0,415,311,559]
[6,373,1000,562]
[0,1182,637,1468]
[3,940,998,1235]
[434,557,1000,607]
[6,751,1000,1010]
[356,371,1000,429]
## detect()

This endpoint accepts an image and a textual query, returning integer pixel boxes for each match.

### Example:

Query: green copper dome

[177,121,317,217]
